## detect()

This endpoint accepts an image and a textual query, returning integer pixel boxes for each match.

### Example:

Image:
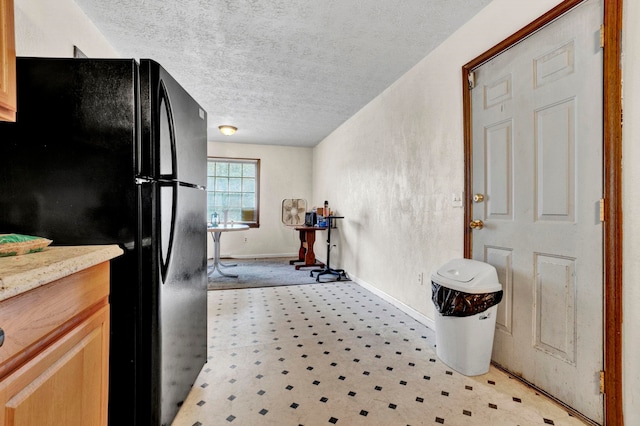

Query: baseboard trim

[350,274,435,331]
[214,253,298,260]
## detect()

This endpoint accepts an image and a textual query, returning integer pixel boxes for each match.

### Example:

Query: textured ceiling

[73,0,492,147]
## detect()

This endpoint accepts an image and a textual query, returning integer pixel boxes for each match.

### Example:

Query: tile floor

[172,282,589,426]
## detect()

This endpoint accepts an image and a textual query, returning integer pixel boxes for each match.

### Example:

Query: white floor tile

[172,282,590,426]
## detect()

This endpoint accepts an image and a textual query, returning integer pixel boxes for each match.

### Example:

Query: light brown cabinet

[0,262,111,426]
[0,0,16,122]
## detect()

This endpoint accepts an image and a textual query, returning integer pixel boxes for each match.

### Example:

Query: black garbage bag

[431,282,503,317]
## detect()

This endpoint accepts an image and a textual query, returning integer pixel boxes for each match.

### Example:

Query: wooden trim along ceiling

[461,0,623,424]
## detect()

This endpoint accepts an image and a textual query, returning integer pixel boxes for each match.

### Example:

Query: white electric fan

[281,199,307,226]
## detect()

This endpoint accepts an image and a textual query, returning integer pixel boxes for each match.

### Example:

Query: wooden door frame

[461,0,623,424]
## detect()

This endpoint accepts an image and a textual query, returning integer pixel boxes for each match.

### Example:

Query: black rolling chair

[311,216,348,282]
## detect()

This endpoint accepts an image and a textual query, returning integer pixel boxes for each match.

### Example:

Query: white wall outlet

[451,192,464,208]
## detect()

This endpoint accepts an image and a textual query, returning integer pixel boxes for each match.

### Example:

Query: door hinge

[600,24,605,48]
[468,71,476,90]
[599,198,605,222]
[599,370,605,394]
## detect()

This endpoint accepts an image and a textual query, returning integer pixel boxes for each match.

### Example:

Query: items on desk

[210,212,219,227]
[311,200,335,228]
[305,212,317,226]
[306,200,338,228]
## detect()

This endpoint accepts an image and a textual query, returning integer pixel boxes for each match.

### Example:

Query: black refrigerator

[0,58,208,426]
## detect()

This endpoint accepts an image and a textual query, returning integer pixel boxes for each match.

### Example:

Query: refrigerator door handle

[159,182,178,284]
[157,77,180,284]
[158,80,178,180]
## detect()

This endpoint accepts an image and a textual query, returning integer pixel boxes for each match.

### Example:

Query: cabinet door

[0,0,16,121]
[0,306,109,426]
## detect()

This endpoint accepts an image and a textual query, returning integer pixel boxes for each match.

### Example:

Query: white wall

[313,0,640,422]
[622,0,640,423]
[207,141,313,259]
[313,0,566,318]
[14,0,117,58]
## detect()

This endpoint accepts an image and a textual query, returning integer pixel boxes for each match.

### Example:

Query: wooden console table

[290,226,326,270]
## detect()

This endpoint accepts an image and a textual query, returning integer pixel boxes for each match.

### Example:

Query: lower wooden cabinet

[0,262,111,426]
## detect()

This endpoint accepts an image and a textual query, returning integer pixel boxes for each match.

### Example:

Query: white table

[207,224,250,278]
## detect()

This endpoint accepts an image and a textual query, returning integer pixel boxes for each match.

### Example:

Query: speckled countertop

[0,245,123,302]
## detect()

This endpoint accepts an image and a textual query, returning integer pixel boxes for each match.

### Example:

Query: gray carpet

[207,257,350,290]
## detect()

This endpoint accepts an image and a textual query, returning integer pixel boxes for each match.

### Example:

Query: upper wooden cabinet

[0,0,16,122]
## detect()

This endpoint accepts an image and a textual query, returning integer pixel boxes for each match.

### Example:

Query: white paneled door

[470,0,603,423]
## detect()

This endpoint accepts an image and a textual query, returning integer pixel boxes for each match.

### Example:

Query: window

[207,157,260,227]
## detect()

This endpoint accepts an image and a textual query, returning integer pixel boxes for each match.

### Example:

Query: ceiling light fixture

[218,125,237,136]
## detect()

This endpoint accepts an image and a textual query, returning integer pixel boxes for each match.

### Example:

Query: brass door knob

[473,194,485,202]
[469,219,484,230]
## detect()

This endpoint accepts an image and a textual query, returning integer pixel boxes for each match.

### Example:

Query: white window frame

[207,157,260,228]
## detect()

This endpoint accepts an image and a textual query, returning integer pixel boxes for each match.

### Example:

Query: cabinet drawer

[0,262,109,379]
[0,305,109,426]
